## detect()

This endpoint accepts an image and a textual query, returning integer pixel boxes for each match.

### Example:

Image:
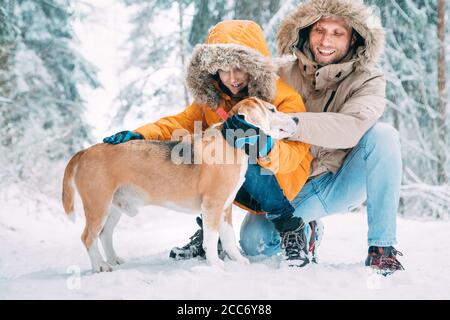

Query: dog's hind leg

[201,197,225,269]
[82,225,112,272]
[81,199,114,272]
[219,206,249,265]
[87,236,112,272]
[100,206,124,266]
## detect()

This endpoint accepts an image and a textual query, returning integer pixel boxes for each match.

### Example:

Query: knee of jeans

[245,163,271,179]
[362,123,400,151]
[245,163,259,174]
[239,213,280,256]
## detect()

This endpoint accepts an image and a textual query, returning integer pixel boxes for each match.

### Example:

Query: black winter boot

[275,216,309,267]
[169,216,223,260]
[365,246,404,276]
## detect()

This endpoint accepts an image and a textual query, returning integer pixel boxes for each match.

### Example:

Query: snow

[1,186,450,300]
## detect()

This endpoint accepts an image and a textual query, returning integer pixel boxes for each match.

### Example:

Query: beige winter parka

[276,0,387,176]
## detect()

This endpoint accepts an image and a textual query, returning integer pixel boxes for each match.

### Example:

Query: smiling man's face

[309,17,356,65]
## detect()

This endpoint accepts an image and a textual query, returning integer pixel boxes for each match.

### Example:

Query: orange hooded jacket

[134,20,312,208]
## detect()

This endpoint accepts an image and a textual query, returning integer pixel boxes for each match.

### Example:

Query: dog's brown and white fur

[62,97,297,272]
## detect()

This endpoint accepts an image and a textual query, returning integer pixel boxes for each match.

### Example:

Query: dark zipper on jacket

[323,90,336,112]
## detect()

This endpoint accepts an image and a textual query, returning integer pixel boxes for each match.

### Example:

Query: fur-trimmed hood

[186,20,277,109]
[277,0,385,70]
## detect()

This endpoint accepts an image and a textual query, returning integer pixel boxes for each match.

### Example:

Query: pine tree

[437,0,447,184]
[0,0,98,191]
[188,0,227,47]
[112,0,194,128]
[366,0,450,218]
[233,0,281,26]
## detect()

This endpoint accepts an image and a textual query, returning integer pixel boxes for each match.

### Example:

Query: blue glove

[221,114,273,157]
[103,130,144,144]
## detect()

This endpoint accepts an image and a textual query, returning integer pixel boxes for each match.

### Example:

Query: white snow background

[2,183,450,300]
[1,1,450,300]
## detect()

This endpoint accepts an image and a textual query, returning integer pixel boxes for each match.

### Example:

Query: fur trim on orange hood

[186,20,277,109]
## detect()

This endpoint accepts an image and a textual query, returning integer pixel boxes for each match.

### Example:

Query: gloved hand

[221,114,273,157]
[103,130,144,144]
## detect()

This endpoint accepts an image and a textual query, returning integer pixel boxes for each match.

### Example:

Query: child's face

[218,68,250,96]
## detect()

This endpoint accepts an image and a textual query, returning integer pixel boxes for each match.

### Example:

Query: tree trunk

[234,0,262,25]
[437,0,447,184]
[177,0,190,107]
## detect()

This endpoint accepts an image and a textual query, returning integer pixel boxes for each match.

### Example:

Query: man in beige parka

[240,0,404,275]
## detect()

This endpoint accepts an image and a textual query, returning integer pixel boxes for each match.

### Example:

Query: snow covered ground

[1,186,450,300]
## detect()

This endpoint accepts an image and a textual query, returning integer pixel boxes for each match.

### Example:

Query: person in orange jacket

[103,20,318,266]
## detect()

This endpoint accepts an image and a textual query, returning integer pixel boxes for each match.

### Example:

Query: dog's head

[229,97,298,139]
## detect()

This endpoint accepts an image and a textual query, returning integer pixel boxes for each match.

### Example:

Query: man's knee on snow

[361,123,400,151]
[239,213,280,257]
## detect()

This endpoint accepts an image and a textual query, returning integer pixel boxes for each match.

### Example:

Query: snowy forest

[1,0,448,218]
[0,0,450,300]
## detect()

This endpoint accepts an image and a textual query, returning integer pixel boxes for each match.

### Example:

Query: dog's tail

[62,150,85,221]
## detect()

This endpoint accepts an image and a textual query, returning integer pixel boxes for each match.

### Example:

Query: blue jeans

[240,123,402,256]
[235,164,297,230]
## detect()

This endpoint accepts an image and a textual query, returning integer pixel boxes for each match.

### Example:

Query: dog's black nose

[292,117,299,125]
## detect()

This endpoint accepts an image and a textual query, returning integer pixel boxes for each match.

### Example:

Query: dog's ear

[236,98,272,133]
[229,97,261,117]
[234,98,256,117]
[228,102,243,117]
[227,108,237,117]
[252,97,277,114]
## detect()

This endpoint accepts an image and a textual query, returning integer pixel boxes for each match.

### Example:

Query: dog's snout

[292,117,299,125]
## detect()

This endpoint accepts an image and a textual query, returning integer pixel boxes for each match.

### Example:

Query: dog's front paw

[235,256,250,265]
[207,258,225,270]
[225,251,250,265]
[93,261,113,273]
[107,256,125,266]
